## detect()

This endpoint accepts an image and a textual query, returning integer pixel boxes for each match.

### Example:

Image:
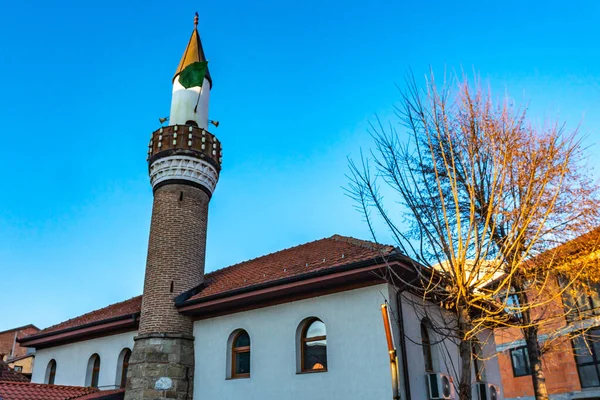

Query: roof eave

[178,253,414,319]
[18,313,139,349]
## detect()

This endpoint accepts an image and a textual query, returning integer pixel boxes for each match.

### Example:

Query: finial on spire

[194,12,199,28]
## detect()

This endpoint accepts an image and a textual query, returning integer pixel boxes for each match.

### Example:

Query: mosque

[19,15,504,400]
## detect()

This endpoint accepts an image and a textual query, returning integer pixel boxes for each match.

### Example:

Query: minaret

[125,14,221,400]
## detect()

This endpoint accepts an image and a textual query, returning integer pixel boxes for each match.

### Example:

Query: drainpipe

[10,331,18,359]
[396,290,412,400]
[381,303,401,400]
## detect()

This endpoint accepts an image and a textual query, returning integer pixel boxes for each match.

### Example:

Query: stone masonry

[126,334,195,400]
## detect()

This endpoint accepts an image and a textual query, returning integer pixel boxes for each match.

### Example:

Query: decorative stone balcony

[147,125,222,172]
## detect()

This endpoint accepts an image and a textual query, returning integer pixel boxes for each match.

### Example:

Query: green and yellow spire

[173,12,212,88]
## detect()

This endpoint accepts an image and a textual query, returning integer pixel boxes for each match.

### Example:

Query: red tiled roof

[0,381,98,400]
[76,388,125,399]
[28,297,142,337]
[0,362,29,383]
[188,234,395,300]
[23,235,394,342]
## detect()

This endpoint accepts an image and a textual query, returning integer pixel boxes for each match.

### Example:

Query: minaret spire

[173,12,211,87]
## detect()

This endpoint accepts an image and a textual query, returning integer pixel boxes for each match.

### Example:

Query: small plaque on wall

[155,377,173,390]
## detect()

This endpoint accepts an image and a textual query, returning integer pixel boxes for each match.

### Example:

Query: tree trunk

[515,278,549,400]
[458,307,472,400]
[523,323,549,400]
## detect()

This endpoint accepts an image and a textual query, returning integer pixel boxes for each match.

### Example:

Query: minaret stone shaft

[125,16,221,400]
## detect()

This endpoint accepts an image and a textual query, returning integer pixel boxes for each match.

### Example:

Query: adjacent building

[0,324,38,378]
[496,228,600,399]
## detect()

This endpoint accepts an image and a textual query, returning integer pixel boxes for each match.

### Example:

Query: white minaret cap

[169,14,212,129]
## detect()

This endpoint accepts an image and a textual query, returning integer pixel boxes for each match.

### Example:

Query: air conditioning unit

[427,373,453,399]
[477,382,500,400]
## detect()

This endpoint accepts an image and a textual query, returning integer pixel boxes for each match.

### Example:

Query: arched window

[231,330,250,378]
[45,359,57,385]
[116,348,131,389]
[185,120,198,128]
[85,354,101,388]
[300,318,327,372]
[421,319,434,372]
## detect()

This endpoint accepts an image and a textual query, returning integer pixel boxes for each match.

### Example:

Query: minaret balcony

[147,124,222,172]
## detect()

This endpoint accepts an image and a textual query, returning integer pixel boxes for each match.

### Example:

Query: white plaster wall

[31,331,136,389]
[170,76,210,129]
[393,289,504,399]
[193,284,395,400]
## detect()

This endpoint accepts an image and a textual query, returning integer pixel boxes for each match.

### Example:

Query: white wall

[193,284,396,400]
[31,331,136,389]
[29,284,504,400]
[392,289,504,399]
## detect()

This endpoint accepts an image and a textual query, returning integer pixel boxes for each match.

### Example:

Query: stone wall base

[124,333,194,400]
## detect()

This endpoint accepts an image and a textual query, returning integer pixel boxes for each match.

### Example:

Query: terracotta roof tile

[0,362,29,383]
[24,235,394,342]
[0,381,98,400]
[75,388,125,399]
[28,297,142,337]
[188,234,394,300]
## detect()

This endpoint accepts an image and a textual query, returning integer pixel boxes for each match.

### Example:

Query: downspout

[396,290,412,400]
[381,303,401,400]
[10,331,18,359]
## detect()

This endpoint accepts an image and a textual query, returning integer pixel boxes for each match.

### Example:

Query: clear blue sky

[1,0,599,331]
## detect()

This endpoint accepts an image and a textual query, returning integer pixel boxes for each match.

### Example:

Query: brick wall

[0,326,39,360]
[498,336,582,398]
[496,283,586,398]
[138,183,209,335]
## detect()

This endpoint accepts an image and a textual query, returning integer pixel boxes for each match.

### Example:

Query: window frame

[505,293,523,320]
[231,330,250,379]
[472,342,486,382]
[119,349,131,389]
[509,346,532,377]
[85,354,101,388]
[559,277,600,322]
[421,319,434,373]
[572,329,600,388]
[13,365,23,373]
[46,359,57,385]
[300,318,328,373]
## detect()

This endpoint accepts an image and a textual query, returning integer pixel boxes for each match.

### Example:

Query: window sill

[296,369,328,374]
[226,376,250,380]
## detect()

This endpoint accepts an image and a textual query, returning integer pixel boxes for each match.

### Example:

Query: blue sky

[1,0,599,331]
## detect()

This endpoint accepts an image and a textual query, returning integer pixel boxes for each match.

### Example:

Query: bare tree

[348,72,600,399]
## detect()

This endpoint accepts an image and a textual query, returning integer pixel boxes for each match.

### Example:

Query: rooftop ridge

[0,324,39,335]
[330,234,394,252]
